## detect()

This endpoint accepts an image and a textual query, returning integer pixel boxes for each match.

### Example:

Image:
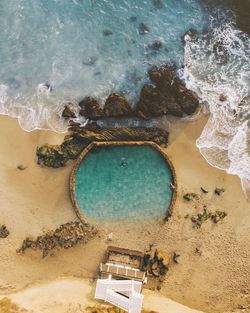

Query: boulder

[137,66,199,119]
[214,187,225,195]
[139,23,150,35]
[153,0,163,9]
[172,78,199,115]
[157,250,170,268]
[137,85,168,119]
[182,28,198,42]
[17,221,97,257]
[79,97,103,119]
[149,41,163,51]
[103,93,133,117]
[61,104,76,118]
[0,225,9,238]
[102,29,113,36]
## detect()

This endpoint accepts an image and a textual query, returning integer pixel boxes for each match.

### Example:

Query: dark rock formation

[152,0,163,9]
[191,208,227,228]
[129,16,137,22]
[37,144,71,168]
[182,28,198,42]
[79,94,133,119]
[0,225,9,238]
[102,29,113,36]
[149,41,163,51]
[36,126,169,168]
[77,67,198,121]
[201,187,209,193]
[17,221,97,258]
[137,67,199,119]
[219,94,227,102]
[79,97,103,119]
[143,246,170,279]
[139,23,150,35]
[214,187,225,195]
[183,192,200,201]
[103,93,133,117]
[62,104,76,118]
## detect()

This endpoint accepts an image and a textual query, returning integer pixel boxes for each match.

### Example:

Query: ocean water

[0,0,208,131]
[0,0,249,198]
[74,145,174,221]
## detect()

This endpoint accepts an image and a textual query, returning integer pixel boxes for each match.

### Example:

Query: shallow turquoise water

[74,145,174,221]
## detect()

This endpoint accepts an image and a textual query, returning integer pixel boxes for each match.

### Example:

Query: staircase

[95,278,143,313]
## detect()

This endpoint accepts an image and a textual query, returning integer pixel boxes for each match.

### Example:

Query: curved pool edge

[69,141,177,224]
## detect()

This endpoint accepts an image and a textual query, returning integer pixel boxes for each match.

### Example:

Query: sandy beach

[0,114,249,313]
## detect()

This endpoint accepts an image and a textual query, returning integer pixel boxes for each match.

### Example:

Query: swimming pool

[70,142,176,222]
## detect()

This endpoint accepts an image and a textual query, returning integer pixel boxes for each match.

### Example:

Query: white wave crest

[183,21,250,200]
[0,84,70,132]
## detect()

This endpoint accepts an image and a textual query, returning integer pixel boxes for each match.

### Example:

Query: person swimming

[120,157,127,167]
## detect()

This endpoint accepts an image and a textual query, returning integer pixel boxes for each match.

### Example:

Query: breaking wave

[183,14,250,199]
[0,0,208,132]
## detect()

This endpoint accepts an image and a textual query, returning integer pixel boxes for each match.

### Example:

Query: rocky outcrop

[37,144,73,168]
[79,97,103,119]
[139,22,150,34]
[76,66,199,121]
[17,221,97,257]
[182,28,198,42]
[143,246,170,280]
[37,125,168,168]
[103,93,134,117]
[137,67,199,119]
[191,208,227,228]
[0,225,9,238]
[61,104,76,118]
[79,94,133,119]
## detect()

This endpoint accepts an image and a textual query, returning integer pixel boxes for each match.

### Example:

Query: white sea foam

[0,0,208,132]
[183,18,250,200]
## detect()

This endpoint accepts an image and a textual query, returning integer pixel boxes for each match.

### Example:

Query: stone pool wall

[69,141,177,223]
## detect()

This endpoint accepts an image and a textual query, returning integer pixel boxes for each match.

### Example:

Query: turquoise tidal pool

[74,145,174,221]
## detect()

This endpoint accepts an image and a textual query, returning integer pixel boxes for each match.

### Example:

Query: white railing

[106,289,130,311]
[95,278,143,313]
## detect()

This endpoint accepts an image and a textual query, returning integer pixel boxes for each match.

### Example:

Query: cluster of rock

[78,93,134,119]
[85,305,158,313]
[183,187,226,201]
[62,66,199,121]
[37,125,168,168]
[183,192,200,201]
[17,221,97,257]
[191,207,227,228]
[0,225,9,238]
[136,67,199,119]
[143,246,170,280]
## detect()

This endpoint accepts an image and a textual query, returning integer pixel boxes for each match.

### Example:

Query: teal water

[74,145,174,221]
[0,0,208,131]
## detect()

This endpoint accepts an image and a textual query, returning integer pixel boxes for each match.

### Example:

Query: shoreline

[0,115,249,313]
